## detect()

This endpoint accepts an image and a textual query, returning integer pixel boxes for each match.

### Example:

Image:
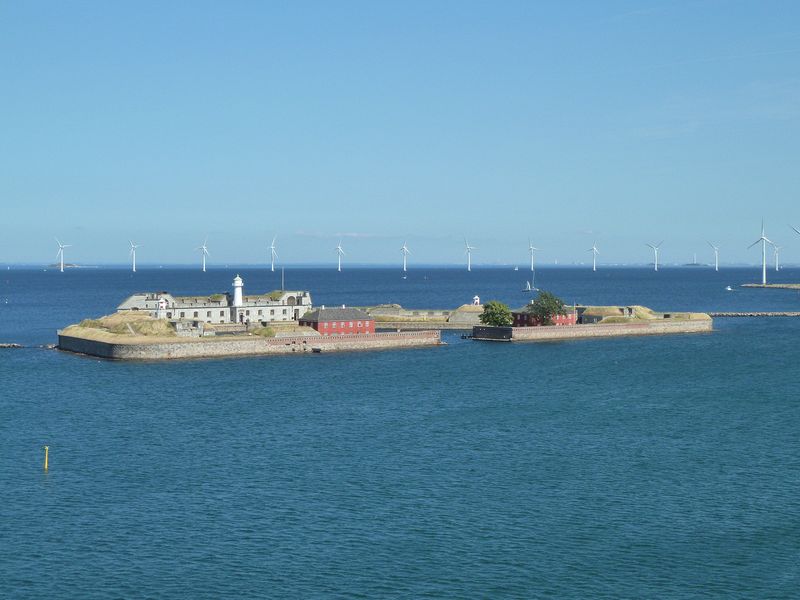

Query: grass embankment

[251,326,276,337]
[581,305,711,324]
[61,312,179,343]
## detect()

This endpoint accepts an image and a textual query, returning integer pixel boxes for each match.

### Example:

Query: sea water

[1,267,799,598]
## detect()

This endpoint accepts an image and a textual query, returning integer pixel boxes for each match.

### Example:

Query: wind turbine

[528,239,538,272]
[707,241,719,272]
[646,241,664,272]
[55,238,71,273]
[196,238,209,272]
[269,236,277,272]
[400,241,410,272]
[464,238,476,272]
[129,240,141,273]
[336,240,345,272]
[588,242,599,272]
[748,221,772,285]
[773,244,782,272]
[791,225,800,238]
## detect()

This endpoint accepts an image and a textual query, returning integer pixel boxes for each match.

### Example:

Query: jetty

[708,312,800,317]
[741,283,800,290]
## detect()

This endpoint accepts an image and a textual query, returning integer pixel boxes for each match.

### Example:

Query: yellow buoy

[43,445,49,471]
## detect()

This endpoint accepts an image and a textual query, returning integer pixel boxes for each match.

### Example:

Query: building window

[207,311,211,317]
[282,309,287,315]
[349,322,353,327]
[323,322,328,328]
[166,312,172,318]
[270,309,274,315]
[258,310,262,315]
[246,310,250,316]
[220,311,225,316]
[180,312,185,318]
[332,322,337,328]
[357,321,362,327]
[193,311,198,318]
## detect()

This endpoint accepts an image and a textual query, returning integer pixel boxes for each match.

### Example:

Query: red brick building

[512,306,577,327]
[299,307,375,335]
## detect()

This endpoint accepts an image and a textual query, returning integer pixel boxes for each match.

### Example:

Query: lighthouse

[232,275,243,307]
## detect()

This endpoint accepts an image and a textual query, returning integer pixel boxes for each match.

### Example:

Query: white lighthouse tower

[232,275,243,308]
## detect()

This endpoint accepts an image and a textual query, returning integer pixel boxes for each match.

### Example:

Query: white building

[117,275,313,325]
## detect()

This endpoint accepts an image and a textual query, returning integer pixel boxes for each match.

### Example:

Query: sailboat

[522,271,540,293]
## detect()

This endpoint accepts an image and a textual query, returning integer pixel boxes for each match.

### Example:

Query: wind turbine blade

[747,239,761,249]
[791,225,800,236]
[646,244,655,249]
[657,241,664,248]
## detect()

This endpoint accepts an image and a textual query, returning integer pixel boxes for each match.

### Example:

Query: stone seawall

[473,319,712,342]
[375,321,472,331]
[58,330,442,360]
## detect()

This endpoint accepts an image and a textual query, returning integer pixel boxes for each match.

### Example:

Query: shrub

[479,301,513,326]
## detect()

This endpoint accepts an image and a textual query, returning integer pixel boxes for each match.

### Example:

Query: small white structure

[473,295,481,306]
[232,275,243,307]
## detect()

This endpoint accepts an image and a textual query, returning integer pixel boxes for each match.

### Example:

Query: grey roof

[300,307,371,322]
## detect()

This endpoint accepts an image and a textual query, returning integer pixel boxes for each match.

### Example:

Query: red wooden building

[299,307,375,335]
[512,306,577,327]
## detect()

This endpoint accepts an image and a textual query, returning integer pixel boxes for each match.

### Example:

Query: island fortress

[57,275,442,359]
[117,275,312,325]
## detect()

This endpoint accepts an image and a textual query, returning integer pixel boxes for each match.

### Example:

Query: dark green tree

[479,300,513,327]
[528,291,567,325]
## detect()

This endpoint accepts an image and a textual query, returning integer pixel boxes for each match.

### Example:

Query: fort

[57,275,442,360]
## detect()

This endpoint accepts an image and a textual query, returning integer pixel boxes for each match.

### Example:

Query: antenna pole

[281,267,285,291]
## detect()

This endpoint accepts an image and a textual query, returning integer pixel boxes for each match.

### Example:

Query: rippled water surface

[1,267,799,598]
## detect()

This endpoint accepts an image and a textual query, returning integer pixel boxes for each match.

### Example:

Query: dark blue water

[2,267,799,598]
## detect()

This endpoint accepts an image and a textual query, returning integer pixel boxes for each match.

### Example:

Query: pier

[709,312,800,317]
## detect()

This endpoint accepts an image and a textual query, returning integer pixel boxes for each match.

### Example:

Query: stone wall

[58,330,441,361]
[473,319,712,342]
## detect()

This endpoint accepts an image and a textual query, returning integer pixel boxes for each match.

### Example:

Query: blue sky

[2,1,800,266]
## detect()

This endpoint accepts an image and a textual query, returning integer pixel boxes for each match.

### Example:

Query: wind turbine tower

[773,245,782,272]
[646,241,663,272]
[400,241,410,272]
[336,241,345,272]
[129,241,141,273]
[55,238,71,273]
[748,221,772,285]
[196,238,210,272]
[464,239,476,272]
[269,237,278,272]
[528,239,538,272]
[588,243,599,272]
[707,241,719,272]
